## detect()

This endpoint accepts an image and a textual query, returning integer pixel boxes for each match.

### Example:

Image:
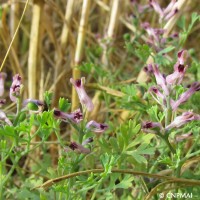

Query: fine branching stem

[34,168,200,190]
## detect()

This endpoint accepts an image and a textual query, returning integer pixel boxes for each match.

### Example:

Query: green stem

[165,95,172,127]
[157,133,175,154]
[16,97,22,117]
[35,168,200,190]
[176,148,200,177]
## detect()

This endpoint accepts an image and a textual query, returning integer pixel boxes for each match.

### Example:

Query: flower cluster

[54,77,108,154]
[0,73,108,154]
[142,22,178,52]
[143,50,200,133]
[0,73,23,126]
[149,0,178,22]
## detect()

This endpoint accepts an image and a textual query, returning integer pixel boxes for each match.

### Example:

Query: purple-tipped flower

[142,121,162,129]
[175,133,192,142]
[149,0,178,22]
[23,99,44,113]
[164,8,178,21]
[86,120,108,133]
[166,50,188,85]
[163,0,177,16]
[144,64,154,75]
[0,99,6,107]
[177,50,188,65]
[166,64,187,85]
[70,77,94,112]
[0,72,7,96]
[149,86,165,104]
[166,111,200,130]
[10,74,22,102]
[54,108,83,123]
[172,82,200,110]
[65,142,90,154]
[82,137,94,146]
[24,99,44,106]
[152,65,169,95]
[149,0,163,17]
[0,110,12,126]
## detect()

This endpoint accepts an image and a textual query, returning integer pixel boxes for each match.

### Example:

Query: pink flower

[0,99,6,107]
[70,77,94,112]
[177,49,188,65]
[149,0,163,17]
[0,72,7,96]
[10,74,22,102]
[86,120,108,133]
[172,82,200,110]
[175,133,192,142]
[164,8,178,21]
[82,137,93,145]
[149,86,165,105]
[166,111,200,130]
[166,50,188,85]
[149,0,178,22]
[144,64,154,75]
[0,110,12,126]
[142,121,162,129]
[54,108,83,123]
[23,99,44,113]
[24,99,44,107]
[152,64,169,95]
[65,142,90,154]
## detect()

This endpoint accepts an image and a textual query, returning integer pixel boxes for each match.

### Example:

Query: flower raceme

[148,50,200,111]
[149,0,178,22]
[70,77,94,112]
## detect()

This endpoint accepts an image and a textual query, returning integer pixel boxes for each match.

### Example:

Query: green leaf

[58,97,71,112]
[114,175,134,189]
[135,44,152,62]
[158,46,175,55]
[44,91,53,109]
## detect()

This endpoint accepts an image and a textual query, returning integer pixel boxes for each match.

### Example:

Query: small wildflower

[70,77,94,112]
[54,108,83,123]
[144,64,154,74]
[0,110,12,126]
[0,99,6,107]
[175,133,192,142]
[166,111,200,130]
[0,72,7,96]
[86,120,108,133]
[177,50,188,65]
[152,64,169,95]
[149,0,178,22]
[65,142,90,154]
[149,86,165,105]
[172,82,200,110]
[24,99,44,112]
[142,121,162,129]
[10,74,22,102]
